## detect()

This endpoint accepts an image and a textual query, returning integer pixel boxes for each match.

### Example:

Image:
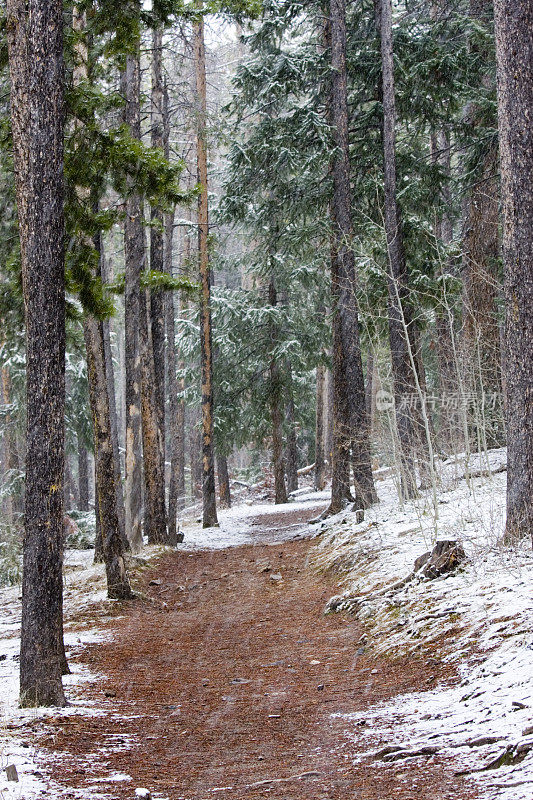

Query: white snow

[178,490,329,550]
[315,448,533,798]
[0,549,113,800]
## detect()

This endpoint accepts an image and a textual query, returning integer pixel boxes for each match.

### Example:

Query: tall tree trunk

[77,441,89,512]
[94,457,103,563]
[430,126,463,454]
[63,368,74,509]
[194,18,218,528]
[122,37,144,553]
[314,364,326,491]
[285,376,299,495]
[462,148,502,401]
[84,316,133,598]
[493,0,533,543]
[150,25,166,470]
[379,0,422,499]
[462,0,504,446]
[72,6,132,597]
[328,0,376,513]
[8,0,66,706]
[140,285,169,544]
[190,420,203,501]
[268,279,288,505]
[364,348,375,428]
[134,37,168,544]
[94,245,131,557]
[166,206,186,537]
[325,364,334,474]
[164,83,185,540]
[101,254,127,547]
[217,454,232,508]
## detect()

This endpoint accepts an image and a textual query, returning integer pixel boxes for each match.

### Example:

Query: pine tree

[327,0,376,513]
[378,0,423,498]
[194,16,219,528]
[314,363,326,491]
[493,0,533,543]
[462,0,503,446]
[268,278,289,504]
[150,24,167,484]
[7,0,67,707]
[140,277,169,543]
[72,5,132,598]
[122,31,144,553]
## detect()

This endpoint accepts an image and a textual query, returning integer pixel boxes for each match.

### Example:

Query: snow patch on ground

[316,448,533,798]
[178,490,329,550]
[0,549,115,799]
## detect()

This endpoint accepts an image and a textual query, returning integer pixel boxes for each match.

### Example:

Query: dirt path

[34,505,476,799]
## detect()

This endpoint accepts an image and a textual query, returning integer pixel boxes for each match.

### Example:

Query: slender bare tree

[194,16,218,527]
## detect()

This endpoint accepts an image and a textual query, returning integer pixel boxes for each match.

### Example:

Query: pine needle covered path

[36,504,476,800]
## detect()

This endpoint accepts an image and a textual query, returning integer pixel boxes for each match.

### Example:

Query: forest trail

[34,504,475,800]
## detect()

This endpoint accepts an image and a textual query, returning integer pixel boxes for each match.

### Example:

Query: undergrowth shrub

[65,510,96,550]
[0,522,22,586]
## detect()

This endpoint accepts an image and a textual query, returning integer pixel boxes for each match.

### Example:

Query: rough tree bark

[190,421,203,501]
[164,82,186,539]
[493,0,533,543]
[285,371,299,495]
[324,365,334,473]
[77,440,89,512]
[122,32,144,553]
[140,284,169,544]
[216,454,232,508]
[94,467,103,563]
[7,0,67,706]
[150,25,166,470]
[194,17,218,527]
[328,0,376,513]
[165,205,186,538]
[133,37,168,545]
[100,253,127,547]
[268,279,288,505]
[88,243,131,567]
[314,364,326,491]
[84,315,133,599]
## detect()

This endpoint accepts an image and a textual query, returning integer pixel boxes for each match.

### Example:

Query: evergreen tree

[328,0,376,513]
[493,0,533,543]
[195,15,219,527]
[7,0,67,707]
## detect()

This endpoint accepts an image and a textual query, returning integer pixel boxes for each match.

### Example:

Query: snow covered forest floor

[313,449,533,799]
[1,448,532,799]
